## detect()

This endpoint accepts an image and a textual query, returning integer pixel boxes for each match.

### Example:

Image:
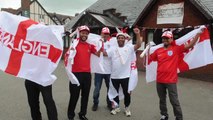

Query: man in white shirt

[103,28,142,117]
[92,27,112,111]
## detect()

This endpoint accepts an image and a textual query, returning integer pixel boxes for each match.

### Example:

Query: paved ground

[0,61,213,120]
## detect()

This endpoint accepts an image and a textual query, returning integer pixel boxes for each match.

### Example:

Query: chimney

[21,0,30,17]
[75,13,79,16]
[21,0,30,10]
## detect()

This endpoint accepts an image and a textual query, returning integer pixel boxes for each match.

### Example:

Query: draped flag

[64,39,79,86]
[65,33,139,100]
[107,40,138,105]
[146,26,213,82]
[64,33,103,86]
[0,12,64,86]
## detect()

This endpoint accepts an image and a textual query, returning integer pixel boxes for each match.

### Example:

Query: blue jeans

[93,73,111,106]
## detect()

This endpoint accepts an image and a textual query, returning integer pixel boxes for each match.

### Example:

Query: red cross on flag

[0,12,63,86]
[146,26,213,83]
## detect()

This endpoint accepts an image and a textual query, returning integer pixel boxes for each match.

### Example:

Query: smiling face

[117,35,126,47]
[101,33,110,42]
[79,30,89,42]
[162,37,173,48]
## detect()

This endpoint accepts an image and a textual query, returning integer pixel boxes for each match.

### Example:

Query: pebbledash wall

[135,0,213,82]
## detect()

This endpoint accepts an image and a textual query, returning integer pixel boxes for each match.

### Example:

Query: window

[39,14,44,19]
[39,14,45,23]
[147,30,154,43]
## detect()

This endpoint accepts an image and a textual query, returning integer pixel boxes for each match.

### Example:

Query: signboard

[157,2,184,24]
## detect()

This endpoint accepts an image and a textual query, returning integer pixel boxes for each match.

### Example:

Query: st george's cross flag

[64,31,139,106]
[146,26,213,82]
[0,12,64,86]
[64,32,103,86]
[64,33,138,95]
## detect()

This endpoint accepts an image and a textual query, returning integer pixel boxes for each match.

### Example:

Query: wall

[139,0,209,28]
[136,0,212,81]
[30,1,55,25]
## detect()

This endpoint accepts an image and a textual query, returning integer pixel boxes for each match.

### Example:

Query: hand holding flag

[146,26,213,83]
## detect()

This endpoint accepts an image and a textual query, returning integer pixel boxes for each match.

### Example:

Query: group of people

[24,25,204,120]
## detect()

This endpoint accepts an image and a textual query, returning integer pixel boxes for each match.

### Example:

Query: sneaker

[92,104,98,111]
[110,107,120,115]
[160,115,168,120]
[124,107,131,117]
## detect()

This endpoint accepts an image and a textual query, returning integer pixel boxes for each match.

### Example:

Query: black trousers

[111,78,131,108]
[157,83,183,120]
[67,72,91,119]
[25,80,58,120]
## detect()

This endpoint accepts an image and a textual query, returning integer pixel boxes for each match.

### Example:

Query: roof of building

[48,12,73,24]
[65,0,150,30]
[1,0,73,25]
[1,8,22,15]
[133,0,213,26]
[193,0,213,19]
[90,12,124,27]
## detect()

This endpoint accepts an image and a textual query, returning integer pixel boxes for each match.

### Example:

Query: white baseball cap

[101,27,110,34]
[161,31,173,39]
[79,25,90,32]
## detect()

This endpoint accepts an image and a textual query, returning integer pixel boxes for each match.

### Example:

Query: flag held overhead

[0,11,64,86]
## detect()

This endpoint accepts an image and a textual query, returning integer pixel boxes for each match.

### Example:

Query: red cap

[162,31,173,39]
[116,32,126,38]
[79,25,90,32]
[101,27,110,34]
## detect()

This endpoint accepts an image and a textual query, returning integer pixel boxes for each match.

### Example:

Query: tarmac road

[0,61,213,120]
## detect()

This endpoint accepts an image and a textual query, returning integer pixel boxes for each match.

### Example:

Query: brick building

[134,0,213,81]
[65,0,213,81]
[65,0,150,32]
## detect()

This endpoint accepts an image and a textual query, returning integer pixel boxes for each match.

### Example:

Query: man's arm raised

[184,28,204,50]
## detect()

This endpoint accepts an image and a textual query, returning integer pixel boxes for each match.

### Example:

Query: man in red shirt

[67,25,101,120]
[149,30,203,120]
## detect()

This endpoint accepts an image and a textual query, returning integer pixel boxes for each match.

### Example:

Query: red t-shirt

[149,43,185,83]
[72,41,97,72]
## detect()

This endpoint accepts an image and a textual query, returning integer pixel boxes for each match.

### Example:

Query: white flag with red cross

[0,12,64,86]
[146,26,213,82]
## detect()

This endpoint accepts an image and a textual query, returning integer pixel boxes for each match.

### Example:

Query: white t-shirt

[96,41,112,74]
[107,44,134,79]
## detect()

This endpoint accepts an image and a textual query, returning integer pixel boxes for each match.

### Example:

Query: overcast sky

[0,0,97,16]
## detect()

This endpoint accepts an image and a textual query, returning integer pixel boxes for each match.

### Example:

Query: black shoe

[175,118,183,120]
[79,114,88,120]
[92,104,98,111]
[160,115,168,120]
